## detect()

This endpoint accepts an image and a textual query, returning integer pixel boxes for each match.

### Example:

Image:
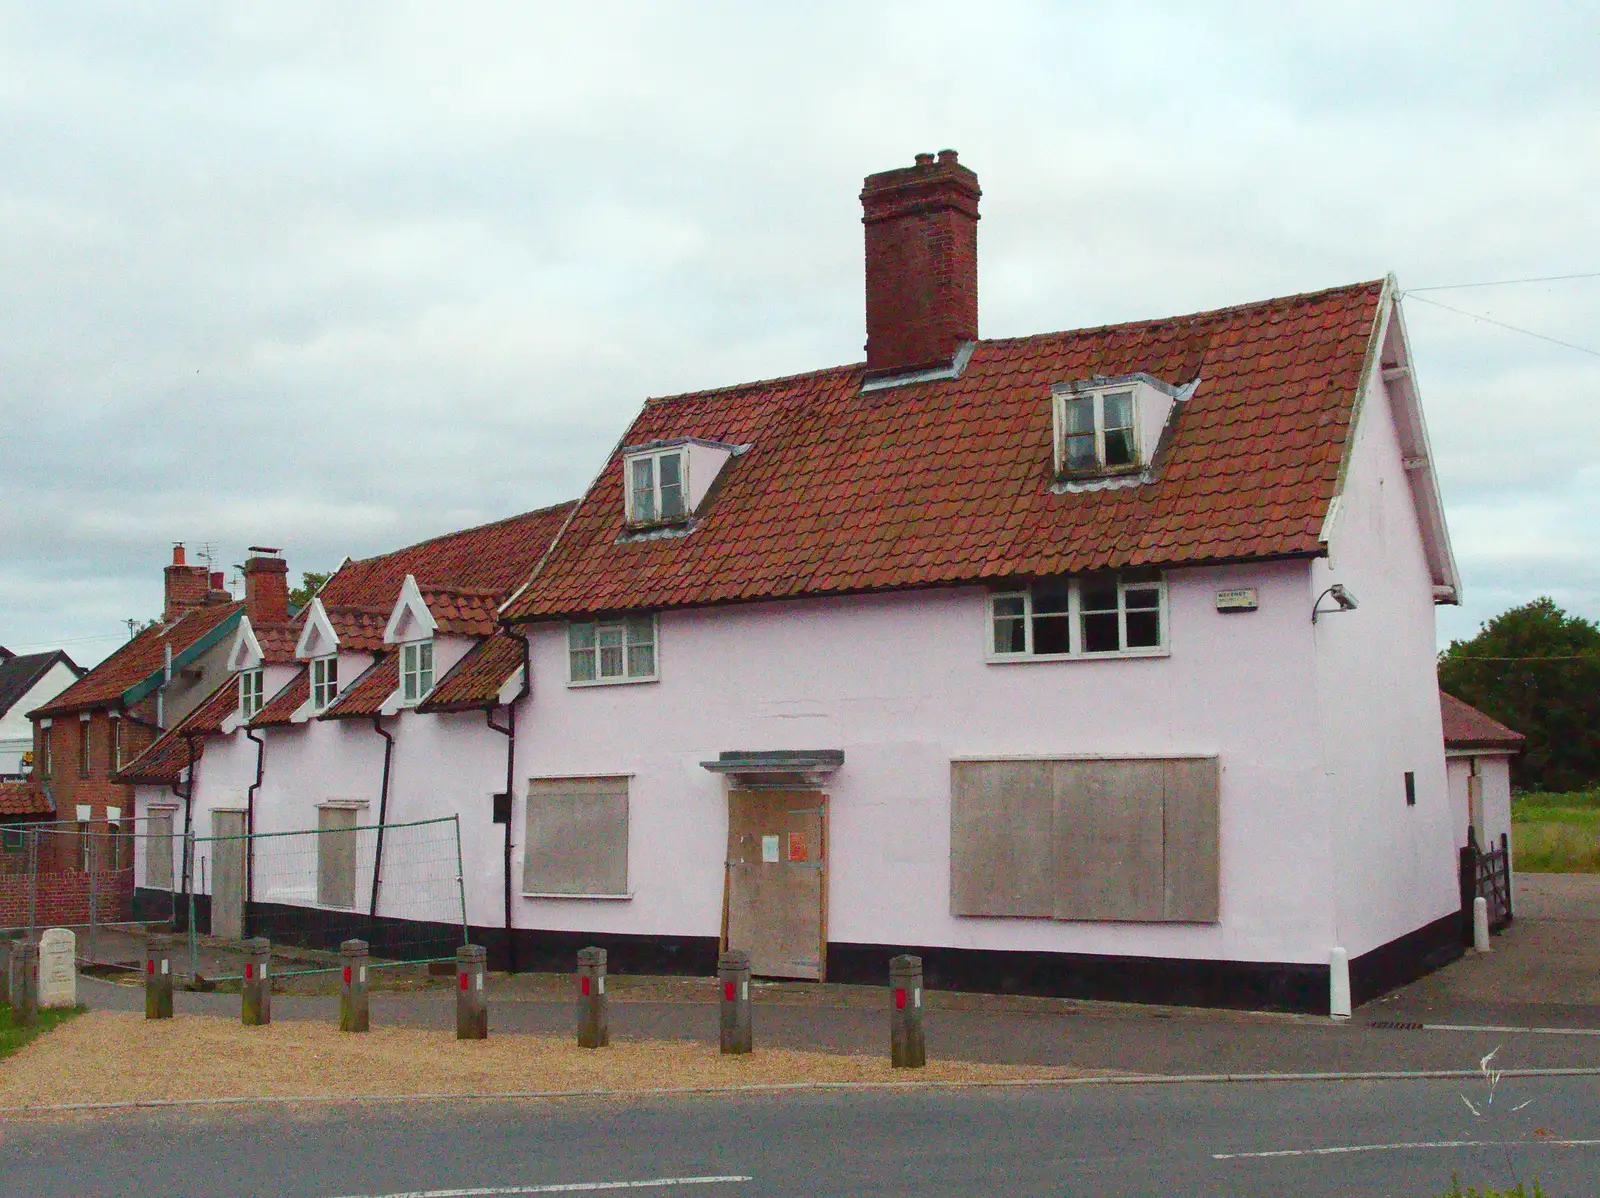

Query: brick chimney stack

[242,547,289,626]
[163,544,211,621]
[861,149,980,379]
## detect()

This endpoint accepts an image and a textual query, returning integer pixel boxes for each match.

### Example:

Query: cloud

[1,1,1596,660]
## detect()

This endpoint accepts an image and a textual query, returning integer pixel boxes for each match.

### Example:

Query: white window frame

[239,668,265,719]
[310,654,339,713]
[1053,384,1141,476]
[624,448,689,526]
[399,640,434,706]
[567,615,659,686]
[988,572,1168,662]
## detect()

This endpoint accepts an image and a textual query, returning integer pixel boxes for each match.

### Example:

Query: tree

[288,571,330,611]
[1438,597,1600,793]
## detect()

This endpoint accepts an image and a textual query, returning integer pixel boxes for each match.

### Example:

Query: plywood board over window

[523,777,629,897]
[950,757,1219,924]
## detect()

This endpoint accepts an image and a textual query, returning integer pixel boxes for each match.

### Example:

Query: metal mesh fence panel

[196,815,467,964]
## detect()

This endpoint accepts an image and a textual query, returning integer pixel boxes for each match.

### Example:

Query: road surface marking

[330,1177,751,1197]
[1424,1023,1600,1037]
[1215,1139,1600,1160]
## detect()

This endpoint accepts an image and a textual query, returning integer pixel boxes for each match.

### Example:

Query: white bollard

[1329,946,1351,1020]
[1473,896,1491,953]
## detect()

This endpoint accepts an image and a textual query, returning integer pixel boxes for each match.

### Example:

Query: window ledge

[521,891,634,901]
[567,675,659,689]
[986,648,1170,665]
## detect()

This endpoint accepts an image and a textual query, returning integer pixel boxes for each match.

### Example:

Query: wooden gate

[723,790,827,980]
[1459,830,1514,941]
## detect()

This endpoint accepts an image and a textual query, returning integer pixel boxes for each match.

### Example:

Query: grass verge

[1511,802,1600,873]
[0,1004,83,1061]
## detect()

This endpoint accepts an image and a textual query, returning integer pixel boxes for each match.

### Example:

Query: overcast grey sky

[2,2,1596,665]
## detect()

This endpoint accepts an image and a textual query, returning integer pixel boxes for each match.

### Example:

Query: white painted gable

[226,617,264,672]
[295,597,340,660]
[383,574,438,645]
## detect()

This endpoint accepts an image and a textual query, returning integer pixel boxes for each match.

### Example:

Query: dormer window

[239,668,265,719]
[1052,375,1186,480]
[399,641,434,705]
[627,449,687,526]
[1055,386,1138,475]
[310,655,339,713]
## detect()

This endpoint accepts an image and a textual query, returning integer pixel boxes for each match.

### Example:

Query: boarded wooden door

[317,807,359,909]
[147,812,175,890]
[724,790,826,980]
[210,810,246,940]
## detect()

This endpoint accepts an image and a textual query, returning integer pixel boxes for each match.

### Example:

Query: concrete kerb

[6,1066,1600,1118]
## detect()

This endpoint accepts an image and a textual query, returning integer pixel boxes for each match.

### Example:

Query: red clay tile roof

[318,502,577,613]
[419,586,502,637]
[503,282,1388,620]
[113,677,241,786]
[323,606,390,653]
[319,655,398,721]
[417,633,525,713]
[252,667,310,728]
[254,622,301,666]
[1440,691,1525,751]
[0,780,52,818]
[34,602,243,717]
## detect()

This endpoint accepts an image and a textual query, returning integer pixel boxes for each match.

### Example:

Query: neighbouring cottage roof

[252,668,310,728]
[318,502,577,612]
[1440,690,1525,752]
[502,281,1389,621]
[0,650,84,720]
[33,603,243,718]
[0,780,53,818]
[319,656,399,721]
[113,677,242,786]
[417,633,526,714]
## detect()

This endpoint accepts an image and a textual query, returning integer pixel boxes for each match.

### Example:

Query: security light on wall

[1311,583,1359,624]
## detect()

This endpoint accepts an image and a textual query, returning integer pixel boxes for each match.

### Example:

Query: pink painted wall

[509,557,1348,964]
[1310,302,1459,960]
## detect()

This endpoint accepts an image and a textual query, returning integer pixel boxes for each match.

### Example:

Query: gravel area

[0,1011,1089,1109]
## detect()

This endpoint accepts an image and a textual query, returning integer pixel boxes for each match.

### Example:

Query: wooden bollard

[144,935,174,1020]
[889,954,926,1069]
[15,940,39,1027]
[576,946,609,1049]
[718,949,753,1055]
[241,937,271,1026]
[456,944,487,1040]
[0,939,15,1013]
[339,939,369,1033]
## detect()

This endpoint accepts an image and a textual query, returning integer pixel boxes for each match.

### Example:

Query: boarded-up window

[523,777,629,896]
[950,757,1219,923]
[147,812,175,890]
[317,806,359,909]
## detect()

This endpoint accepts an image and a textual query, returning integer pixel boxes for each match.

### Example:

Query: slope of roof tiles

[34,603,243,717]
[0,650,84,720]
[1440,690,1526,751]
[113,676,242,786]
[503,281,1388,621]
[0,780,53,818]
[317,502,577,612]
[322,606,391,653]
[254,622,301,666]
[252,667,310,728]
[417,633,525,714]
[319,655,398,721]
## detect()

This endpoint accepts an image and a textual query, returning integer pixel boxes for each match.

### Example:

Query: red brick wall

[35,708,151,823]
[0,868,134,929]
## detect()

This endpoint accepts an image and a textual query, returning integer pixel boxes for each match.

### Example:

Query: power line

[1444,655,1597,662]
[1407,271,1600,292]
[1400,292,1600,359]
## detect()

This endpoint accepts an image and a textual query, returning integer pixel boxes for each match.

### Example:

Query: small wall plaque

[1216,588,1259,613]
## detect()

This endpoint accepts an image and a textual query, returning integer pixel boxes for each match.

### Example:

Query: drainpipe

[244,727,266,936]
[367,715,395,930]
[176,731,200,932]
[484,634,529,974]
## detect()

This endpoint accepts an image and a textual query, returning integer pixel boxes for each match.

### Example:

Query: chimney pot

[210,572,226,590]
[860,150,981,378]
[172,544,186,566]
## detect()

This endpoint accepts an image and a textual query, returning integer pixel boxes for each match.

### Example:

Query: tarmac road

[2,1074,1597,1198]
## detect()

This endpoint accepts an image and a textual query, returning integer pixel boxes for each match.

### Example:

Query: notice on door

[761,834,780,863]
[788,831,808,862]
